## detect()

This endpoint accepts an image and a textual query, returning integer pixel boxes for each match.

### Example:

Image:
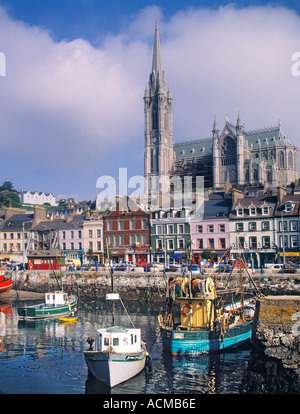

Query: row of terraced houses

[0,185,300,269]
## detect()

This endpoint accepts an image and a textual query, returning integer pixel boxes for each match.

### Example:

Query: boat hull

[17,296,77,319]
[161,320,253,355]
[84,350,146,388]
[0,278,12,294]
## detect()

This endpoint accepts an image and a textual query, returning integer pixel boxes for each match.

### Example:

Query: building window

[156,225,163,235]
[208,239,214,249]
[119,235,124,245]
[219,224,225,232]
[197,225,203,233]
[167,224,174,234]
[279,235,288,248]
[3,233,7,239]
[262,206,269,215]
[219,238,226,249]
[114,235,119,247]
[78,230,82,239]
[208,225,214,233]
[130,220,135,230]
[71,231,74,239]
[291,235,298,248]
[70,242,74,250]
[89,230,93,238]
[261,221,270,231]
[62,231,66,239]
[167,239,174,250]
[119,221,123,231]
[62,243,66,250]
[136,234,141,245]
[262,236,270,249]
[249,222,256,231]
[236,208,243,216]
[178,224,184,234]
[156,239,163,250]
[97,229,101,237]
[279,221,287,232]
[238,237,245,248]
[285,203,293,213]
[198,239,203,249]
[97,241,101,250]
[249,237,257,249]
[290,220,298,231]
[109,235,113,246]
[142,219,147,230]
[142,234,147,245]
[236,223,244,232]
[78,242,82,250]
[178,238,185,249]
[249,207,256,216]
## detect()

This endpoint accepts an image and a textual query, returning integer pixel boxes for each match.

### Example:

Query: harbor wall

[12,269,300,303]
[252,295,300,378]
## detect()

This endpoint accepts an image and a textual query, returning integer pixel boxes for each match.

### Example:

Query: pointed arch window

[279,151,285,168]
[221,136,236,166]
[152,105,158,130]
[288,151,293,169]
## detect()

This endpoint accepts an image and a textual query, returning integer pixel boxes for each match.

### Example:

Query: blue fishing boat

[158,262,257,355]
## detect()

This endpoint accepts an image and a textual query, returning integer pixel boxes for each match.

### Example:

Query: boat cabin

[96,327,142,353]
[45,292,67,307]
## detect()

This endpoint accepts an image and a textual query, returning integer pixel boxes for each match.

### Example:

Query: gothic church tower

[144,20,174,193]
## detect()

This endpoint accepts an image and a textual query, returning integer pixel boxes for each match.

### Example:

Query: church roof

[174,121,295,161]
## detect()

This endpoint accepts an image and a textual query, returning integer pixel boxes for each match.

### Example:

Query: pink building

[191,194,231,264]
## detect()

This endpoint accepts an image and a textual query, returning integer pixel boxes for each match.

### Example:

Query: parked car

[265,263,283,269]
[218,263,233,273]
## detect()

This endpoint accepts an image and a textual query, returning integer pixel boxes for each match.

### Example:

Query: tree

[0,181,22,208]
[201,249,215,261]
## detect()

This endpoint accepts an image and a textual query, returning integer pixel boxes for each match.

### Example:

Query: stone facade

[144,23,298,192]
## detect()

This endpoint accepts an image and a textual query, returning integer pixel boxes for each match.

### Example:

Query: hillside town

[0,182,300,272]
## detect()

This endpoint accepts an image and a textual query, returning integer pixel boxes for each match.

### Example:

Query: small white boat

[84,324,149,388]
[84,286,151,388]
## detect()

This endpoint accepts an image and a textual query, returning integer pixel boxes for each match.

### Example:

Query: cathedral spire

[152,19,164,76]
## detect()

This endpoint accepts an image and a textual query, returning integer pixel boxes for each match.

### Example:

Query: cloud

[0,4,300,199]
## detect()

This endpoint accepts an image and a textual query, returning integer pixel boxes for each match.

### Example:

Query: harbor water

[0,297,297,394]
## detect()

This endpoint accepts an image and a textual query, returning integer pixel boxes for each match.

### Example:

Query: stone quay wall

[253,296,300,377]
[13,268,300,302]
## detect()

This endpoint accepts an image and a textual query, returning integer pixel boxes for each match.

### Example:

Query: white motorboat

[84,324,149,388]
[84,283,151,388]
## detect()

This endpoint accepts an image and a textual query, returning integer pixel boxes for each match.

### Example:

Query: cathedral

[144,21,298,193]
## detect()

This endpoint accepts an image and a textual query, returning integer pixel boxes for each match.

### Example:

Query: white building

[20,190,57,206]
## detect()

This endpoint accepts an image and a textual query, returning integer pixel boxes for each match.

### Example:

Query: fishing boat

[84,268,151,388]
[158,255,260,355]
[0,269,12,294]
[17,291,77,320]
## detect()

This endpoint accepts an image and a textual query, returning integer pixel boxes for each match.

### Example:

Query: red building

[27,249,64,270]
[103,196,150,265]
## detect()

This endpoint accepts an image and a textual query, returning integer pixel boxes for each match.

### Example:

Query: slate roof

[230,195,277,218]
[274,194,300,217]
[174,123,295,161]
[0,213,34,231]
[202,198,232,219]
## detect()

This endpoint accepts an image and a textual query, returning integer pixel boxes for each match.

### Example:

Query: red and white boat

[0,269,12,294]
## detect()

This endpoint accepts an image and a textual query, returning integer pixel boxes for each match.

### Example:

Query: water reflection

[0,298,255,394]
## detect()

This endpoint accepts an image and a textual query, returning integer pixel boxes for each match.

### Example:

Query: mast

[239,252,245,320]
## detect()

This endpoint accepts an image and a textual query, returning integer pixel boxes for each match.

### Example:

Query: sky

[1,0,300,202]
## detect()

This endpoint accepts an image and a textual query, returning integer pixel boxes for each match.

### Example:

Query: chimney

[0,207,26,220]
[232,188,244,206]
[33,205,47,226]
[277,186,287,204]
